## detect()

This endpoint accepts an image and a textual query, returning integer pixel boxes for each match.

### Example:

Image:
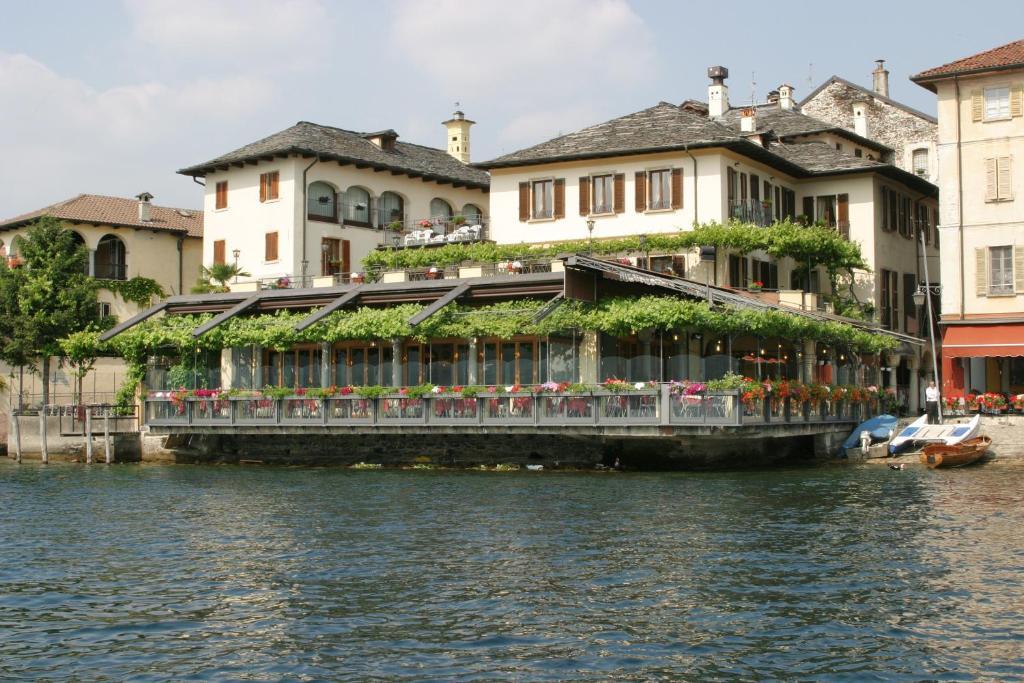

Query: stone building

[802,61,939,183]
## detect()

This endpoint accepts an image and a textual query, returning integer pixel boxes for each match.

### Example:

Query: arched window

[377,191,405,229]
[95,234,127,280]
[307,181,337,221]
[344,186,371,226]
[68,231,89,275]
[461,203,483,224]
[430,198,453,220]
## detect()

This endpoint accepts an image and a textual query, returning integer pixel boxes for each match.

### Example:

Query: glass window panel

[532,180,552,219]
[367,347,379,386]
[308,181,336,219]
[381,348,393,387]
[282,352,296,388]
[334,349,348,386]
[592,175,613,213]
[482,343,497,385]
[351,348,365,386]
[430,344,455,385]
[517,342,535,385]
[405,346,420,385]
[985,87,1010,119]
[456,344,469,385]
[430,198,452,219]
[344,187,370,224]
[501,343,516,384]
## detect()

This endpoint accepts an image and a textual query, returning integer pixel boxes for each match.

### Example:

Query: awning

[942,323,1024,357]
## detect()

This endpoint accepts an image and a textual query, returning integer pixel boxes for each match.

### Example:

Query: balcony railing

[95,262,127,281]
[145,387,874,430]
[729,199,773,227]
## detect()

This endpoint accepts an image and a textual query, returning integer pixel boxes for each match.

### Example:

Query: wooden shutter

[802,196,814,221]
[837,194,849,238]
[270,171,279,200]
[259,173,267,202]
[1015,245,1024,293]
[971,90,983,122]
[880,187,889,231]
[342,239,351,275]
[975,247,988,296]
[997,156,1012,200]
[553,179,565,219]
[670,168,683,209]
[613,173,625,214]
[1011,84,1024,117]
[985,158,998,201]
[215,181,228,209]
[518,182,529,222]
[635,172,646,212]
[265,232,278,261]
[750,174,760,201]
[578,177,590,216]
[213,240,225,265]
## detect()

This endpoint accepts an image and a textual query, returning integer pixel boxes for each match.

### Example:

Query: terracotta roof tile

[912,38,1024,84]
[0,194,203,237]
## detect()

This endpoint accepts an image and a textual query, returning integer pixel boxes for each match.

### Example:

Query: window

[591,174,614,214]
[97,302,111,319]
[752,259,778,290]
[912,149,928,177]
[816,195,837,227]
[903,272,918,334]
[430,198,453,220]
[95,235,127,280]
[265,231,278,262]
[855,148,863,158]
[990,246,1014,295]
[880,269,899,331]
[215,181,228,210]
[259,171,279,202]
[985,156,1013,202]
[532,179,553,219]
[461,203,482,223]
[781,188,796,220]
[649,169,671,210]
[321,238,349,277]
[344,187,370,225]
[984,86,1010,120]
[835,143,842,151]
[308,181,337,221]
[378,192,405,229]
[213,239,226,265]
[728,254,748,288]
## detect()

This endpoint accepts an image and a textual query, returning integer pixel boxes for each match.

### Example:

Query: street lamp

[321,242,329,276]
[916,227,942,422]
[586,219,595,254]
[232,249,240,283]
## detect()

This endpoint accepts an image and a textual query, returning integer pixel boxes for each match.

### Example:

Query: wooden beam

[408,283,470,327]
[192,293,261,338]
[293,287,362,331]
[98,301,169,342]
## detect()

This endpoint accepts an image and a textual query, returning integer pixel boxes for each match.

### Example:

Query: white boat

[888,414,981,454]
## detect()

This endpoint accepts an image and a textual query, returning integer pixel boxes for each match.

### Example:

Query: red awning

[942,323,1024,357]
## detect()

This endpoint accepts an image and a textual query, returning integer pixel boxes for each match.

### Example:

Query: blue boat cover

[951,426,969,436]
[842,414,899,450]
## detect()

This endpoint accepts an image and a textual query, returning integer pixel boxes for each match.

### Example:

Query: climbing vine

[96,276,166,307]
[360,220,868,273]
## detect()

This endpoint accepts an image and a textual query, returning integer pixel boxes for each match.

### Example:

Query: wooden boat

[920,436,991,468]
[889,414,980,454]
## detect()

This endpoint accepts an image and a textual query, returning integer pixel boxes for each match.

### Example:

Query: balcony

[728,199,774,227]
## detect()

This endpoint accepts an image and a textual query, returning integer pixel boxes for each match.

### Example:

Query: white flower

[505,385,515,393]
[431,385,442,394]
[634,382,645,390]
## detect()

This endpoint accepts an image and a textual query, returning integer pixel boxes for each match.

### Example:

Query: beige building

[0,193,203,403]
[479,67,938,408]
[913,39,1024,397]
[178,114,489,290]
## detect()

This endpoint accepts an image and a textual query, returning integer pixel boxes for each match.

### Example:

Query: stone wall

[979,415,1024,459]
[801,81,936,177]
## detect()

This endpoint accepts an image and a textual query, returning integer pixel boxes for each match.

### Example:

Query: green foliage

[706,372,748,391]
[97,276,165,307]
[193,263,249,293]
[362,220,868,273]
[114,360,146,407]
[260,385,294,400]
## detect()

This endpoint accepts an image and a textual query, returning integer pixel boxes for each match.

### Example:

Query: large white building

[178,115,489,288]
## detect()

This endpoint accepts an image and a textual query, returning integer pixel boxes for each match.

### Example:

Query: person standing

[925,380,940,424]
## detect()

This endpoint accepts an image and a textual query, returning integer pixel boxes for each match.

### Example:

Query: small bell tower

[443,105,474,163]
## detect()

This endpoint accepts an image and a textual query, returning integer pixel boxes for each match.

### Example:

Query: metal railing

[729,199,774,227]
[145,387,873,430]
[95,263,128,280]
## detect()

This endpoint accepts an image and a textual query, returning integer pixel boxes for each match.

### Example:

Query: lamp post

[586,219,595,254]
[914,228,942,422]
[638,233,648,270]
[232,249,240,283]
[321,242,329,277]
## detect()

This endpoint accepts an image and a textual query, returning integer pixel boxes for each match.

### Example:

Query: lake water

[1,460,1022,681]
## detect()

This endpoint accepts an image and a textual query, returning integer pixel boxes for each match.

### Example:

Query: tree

[192,262,250,293]
[0,217,101,405]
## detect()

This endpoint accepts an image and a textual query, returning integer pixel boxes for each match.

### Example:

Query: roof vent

[365,129,399,151]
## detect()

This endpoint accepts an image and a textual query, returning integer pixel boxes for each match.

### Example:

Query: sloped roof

[0,194,203,237]
[717,105,892,151]
[912,38,1024,89]
[801,75,937,123]
[767,140,883,173]
[179,121,490,189]
[477,103,739,169]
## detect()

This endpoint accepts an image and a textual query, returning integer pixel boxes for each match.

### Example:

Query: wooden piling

[85,410,93,464]
[103,411,111,464]
[38,408,48,464]
[11,412,21,463]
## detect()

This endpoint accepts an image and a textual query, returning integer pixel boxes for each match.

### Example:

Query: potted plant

[451,214,467,227]
[1013,394,1024,413]
[748,280,764,292]
[387,220,403,232]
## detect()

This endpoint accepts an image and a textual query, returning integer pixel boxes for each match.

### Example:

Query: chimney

[778,84,795,110]
[740,107,756,133]
[707,66,729,118]
[442,108,475,163]
[364,129,399,151]
[766,89,780,106]
[136,191,153,222]
[872,59,889,98]
[852,101,869,138]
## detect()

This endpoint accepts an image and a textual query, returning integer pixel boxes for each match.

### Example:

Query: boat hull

[920,436,992,469]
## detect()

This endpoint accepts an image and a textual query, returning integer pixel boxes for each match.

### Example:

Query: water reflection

[0,462,1021,680]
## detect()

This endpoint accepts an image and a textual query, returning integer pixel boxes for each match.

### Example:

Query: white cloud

[0,52,275,215]
[123,0,328,67]
[497,104,604,151]
[391,0,656,99]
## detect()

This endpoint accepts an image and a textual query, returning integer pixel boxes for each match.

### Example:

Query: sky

[1,0,1021,216]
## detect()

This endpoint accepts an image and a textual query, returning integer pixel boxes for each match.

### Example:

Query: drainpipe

[301,156,321,284]
[176,237,184,295]
[954,75,965,320]
[683,144,699,223]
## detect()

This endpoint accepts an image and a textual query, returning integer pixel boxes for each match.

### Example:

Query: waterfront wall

[6,415,141,463]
